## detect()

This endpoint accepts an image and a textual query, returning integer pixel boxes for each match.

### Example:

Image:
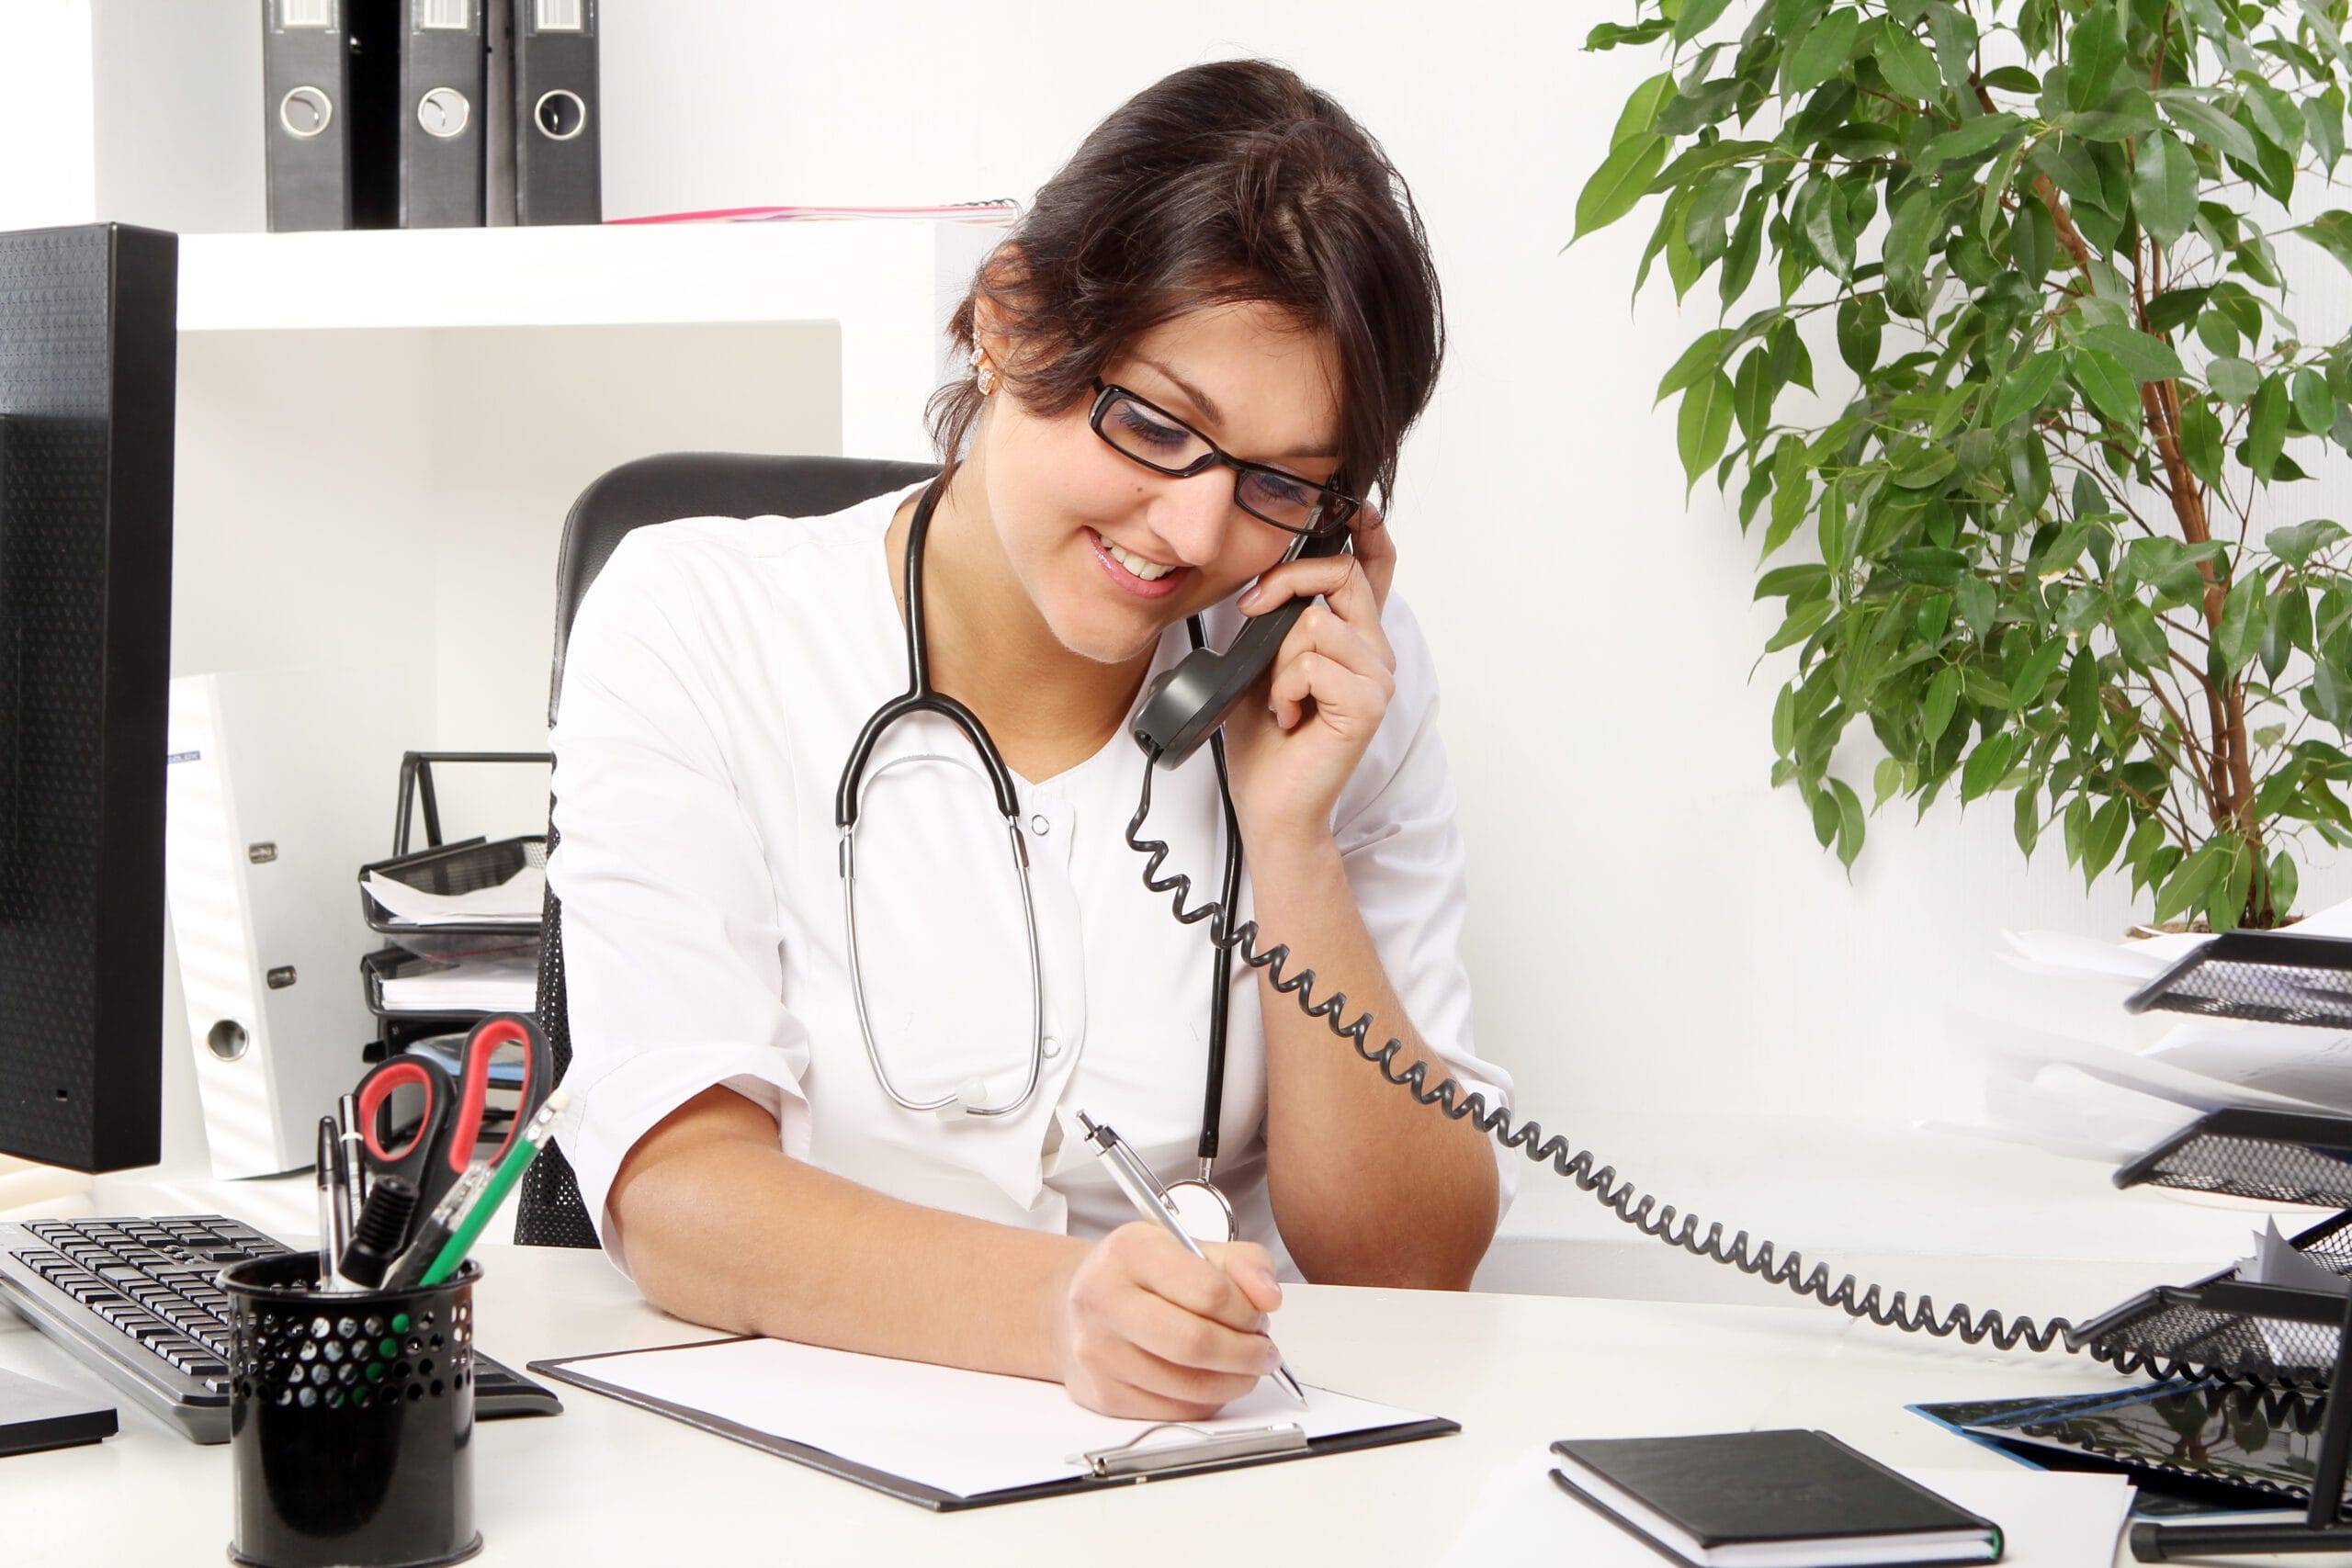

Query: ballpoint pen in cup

[1075,1111,1306,1406]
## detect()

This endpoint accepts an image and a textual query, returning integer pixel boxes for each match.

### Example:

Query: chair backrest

[516,453,939,1247]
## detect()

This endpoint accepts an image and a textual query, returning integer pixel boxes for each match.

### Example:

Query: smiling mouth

[1090,528,1181,582]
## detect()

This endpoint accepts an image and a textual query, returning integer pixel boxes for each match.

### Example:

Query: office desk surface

[3,1242,2201,1567]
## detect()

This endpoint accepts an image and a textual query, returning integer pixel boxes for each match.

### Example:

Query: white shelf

[175,220,1007,458]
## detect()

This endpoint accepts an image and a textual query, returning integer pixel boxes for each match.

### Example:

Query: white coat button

[1042,1035,1062,1058]
[1030,814,1050,835]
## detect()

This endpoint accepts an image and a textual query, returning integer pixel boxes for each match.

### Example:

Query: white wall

[14,0,2352,1272]
[0,0,95,231]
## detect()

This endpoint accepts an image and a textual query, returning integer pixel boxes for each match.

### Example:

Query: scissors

[356,1012,553,1216]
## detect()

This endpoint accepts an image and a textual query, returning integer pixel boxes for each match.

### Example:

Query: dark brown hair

[928,59,1444,516]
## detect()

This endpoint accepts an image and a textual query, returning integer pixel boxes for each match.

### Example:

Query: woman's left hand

[1218,504,1397,849]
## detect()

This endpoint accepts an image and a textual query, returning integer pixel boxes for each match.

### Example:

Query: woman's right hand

[1051,1223,1287,1419]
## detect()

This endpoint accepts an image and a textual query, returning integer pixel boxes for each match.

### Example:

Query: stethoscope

[833,478,1245,1242]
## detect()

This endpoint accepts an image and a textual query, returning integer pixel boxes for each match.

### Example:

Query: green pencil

[420,1088,571,1287]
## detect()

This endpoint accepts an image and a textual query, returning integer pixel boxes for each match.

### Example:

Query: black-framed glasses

[1087,378,1360,536]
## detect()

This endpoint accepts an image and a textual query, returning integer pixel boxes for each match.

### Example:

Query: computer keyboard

[0,1214,561,1443]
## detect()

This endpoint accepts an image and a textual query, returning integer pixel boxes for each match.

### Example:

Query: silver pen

[1076,1111,1306,1406]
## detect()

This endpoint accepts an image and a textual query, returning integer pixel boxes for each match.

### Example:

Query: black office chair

[514,453,939,1247]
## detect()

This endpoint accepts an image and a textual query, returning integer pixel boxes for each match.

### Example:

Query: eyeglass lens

[1096,389,1341,533]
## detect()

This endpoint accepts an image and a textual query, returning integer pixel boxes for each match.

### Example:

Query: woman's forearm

[1246,837,1499,1288]
[606,1086,1087,1376]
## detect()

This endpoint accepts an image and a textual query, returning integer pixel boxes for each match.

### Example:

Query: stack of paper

[1929,903,2352,1166]
[378,949,537,1013]
[363,864,545,928]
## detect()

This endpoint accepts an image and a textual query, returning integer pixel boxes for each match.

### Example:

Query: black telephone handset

[1131,528,1351,768]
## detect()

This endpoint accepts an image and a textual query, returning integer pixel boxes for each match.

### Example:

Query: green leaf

[2084,797,2131,885]
[2240,77,2304,159]
[1586,18,1671,49]
[1958,577,1997,640]
[2294,369,2334,434]
[2179,397,2224,486]
[1961,729,2019,803]
[1923,665,1961,744]
[2066,652,2100,751]
[2153,840,2226,925]
[2115,602,2170,670]
[1894,547,1968,588]
[2016,787,2042,859]
[1672,0,1736,45]
[2293,211,2352,279]
[2067,0,2124,113]
[1656,328,1735,404]
[2130,130,2198,251]
[2248,376,2289,480]
[2208,357,2260,404]
[1613,73,1679,148]
[1921,112,2025,168]
[1988,349,2067,427]
[1894,447,1959,491]
[2216,572,2263,673]
[2270,518,2347,567]
[1875,25,1943,100]
[2144,286,2210,334]
[2073,348,2144,430]
[1828,775,1866,869]
[1784,8,1861,96]
[1802,178,1857,281]
[1679,372,1736,490]
[2161,92,2262,164]
[2075,88,2159,145]
[1836,294,1883,374]
[2079,324,2184,384]
[1574,134,1667,242]
[2212,839,2254,932]
[1809,783,1839,848]
[1873,755,1906,810]
[2011,637,2067,705]
[2271,849,2301,919]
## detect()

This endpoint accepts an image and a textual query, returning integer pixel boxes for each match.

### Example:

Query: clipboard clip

[1072,1421,1309,1479]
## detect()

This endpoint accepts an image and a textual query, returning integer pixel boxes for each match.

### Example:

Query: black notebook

[1549,1429,2004,1568]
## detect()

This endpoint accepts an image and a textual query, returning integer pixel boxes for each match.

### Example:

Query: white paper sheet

[377,949,538,1012]
[555,1336,1442,1501]
[1437,1449,2135,1568]
[2143,1021,2352,1115]
[363,863,545,926]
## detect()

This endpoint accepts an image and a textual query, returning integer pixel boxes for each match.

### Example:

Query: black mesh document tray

[2116,1107,2352,1209]
[2127,931,2352,1029]
[2070,1211,2352,1386]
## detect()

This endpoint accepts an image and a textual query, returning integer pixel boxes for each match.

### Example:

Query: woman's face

[973,299,1347,666]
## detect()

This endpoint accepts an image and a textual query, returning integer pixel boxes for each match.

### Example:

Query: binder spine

[260,0,357,231]
[512,0,601,226]
[398,0,489,228]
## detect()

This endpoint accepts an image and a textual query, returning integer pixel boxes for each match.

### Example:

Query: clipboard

[529,1336,1458,1511]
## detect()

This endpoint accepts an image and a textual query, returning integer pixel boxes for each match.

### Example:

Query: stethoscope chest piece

[1163,1176,1238,1245]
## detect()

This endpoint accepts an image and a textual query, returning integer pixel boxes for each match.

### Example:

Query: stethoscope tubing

[832,479,1239,1202]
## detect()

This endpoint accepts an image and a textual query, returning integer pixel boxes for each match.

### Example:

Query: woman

[548,59,1514,1421]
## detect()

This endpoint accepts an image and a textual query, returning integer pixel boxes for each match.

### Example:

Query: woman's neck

[885,460,1158,781]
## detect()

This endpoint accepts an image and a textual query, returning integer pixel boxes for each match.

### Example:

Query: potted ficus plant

[1579,0,2352,931]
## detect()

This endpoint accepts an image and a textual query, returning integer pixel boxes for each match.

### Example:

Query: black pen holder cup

[221,1252,484,1568]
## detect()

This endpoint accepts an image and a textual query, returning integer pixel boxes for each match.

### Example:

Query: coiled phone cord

[1125,757,2190,1378]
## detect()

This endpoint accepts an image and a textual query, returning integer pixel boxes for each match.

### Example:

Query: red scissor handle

[454,1015,540,1174]
[356,1055,448,1171]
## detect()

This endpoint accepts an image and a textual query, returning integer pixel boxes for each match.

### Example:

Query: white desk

[0,1232,2246,1567]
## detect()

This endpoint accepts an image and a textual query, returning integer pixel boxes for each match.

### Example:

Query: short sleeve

[1327,594,1519,1221]
[546,530,812,1265]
